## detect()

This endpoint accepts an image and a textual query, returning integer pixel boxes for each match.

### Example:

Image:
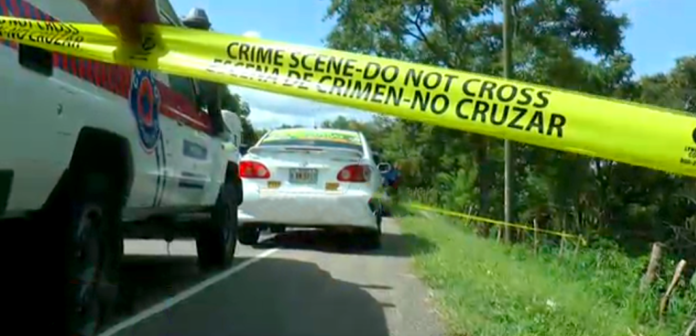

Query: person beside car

[383,163,401,190]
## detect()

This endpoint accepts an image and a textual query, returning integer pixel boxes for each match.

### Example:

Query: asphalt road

[99,218,445,336]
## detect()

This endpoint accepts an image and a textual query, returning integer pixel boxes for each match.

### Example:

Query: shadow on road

[115,254,211,317]
[253,229,437,257]
[110,255,391,336]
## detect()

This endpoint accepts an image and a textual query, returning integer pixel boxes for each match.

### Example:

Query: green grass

[400,216,695,336]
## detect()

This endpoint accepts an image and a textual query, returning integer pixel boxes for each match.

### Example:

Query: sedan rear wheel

[356,209,382,250]
[238,225,260,245]
[361,228,382,250]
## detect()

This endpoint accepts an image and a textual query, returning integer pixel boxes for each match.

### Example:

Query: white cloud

[242,31,261,39]
[246,107,310,129]
[229,85,376,130]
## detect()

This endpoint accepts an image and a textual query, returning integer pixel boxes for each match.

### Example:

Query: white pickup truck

[0,1,244,335]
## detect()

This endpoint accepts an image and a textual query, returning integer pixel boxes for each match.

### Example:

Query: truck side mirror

[221,110,242,145]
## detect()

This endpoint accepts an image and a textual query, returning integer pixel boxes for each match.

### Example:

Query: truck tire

[238,225,260,245]
[61,173,123,336]
[196,182,239,269]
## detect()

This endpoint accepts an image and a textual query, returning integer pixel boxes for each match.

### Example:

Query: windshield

[258,129,364,153]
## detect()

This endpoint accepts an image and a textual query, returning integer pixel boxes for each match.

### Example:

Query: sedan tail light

[337,164,370,182]
[240,160,270,179]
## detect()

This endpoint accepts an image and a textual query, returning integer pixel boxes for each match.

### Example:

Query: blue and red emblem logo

[129,69,162,153]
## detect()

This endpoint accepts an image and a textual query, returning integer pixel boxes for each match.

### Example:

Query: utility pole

[503,0,514,243]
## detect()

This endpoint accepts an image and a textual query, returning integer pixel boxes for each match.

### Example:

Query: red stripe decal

[84,59,95,84]
[4,0,213,134]
[21,0,33,19]
[8,0,19,17]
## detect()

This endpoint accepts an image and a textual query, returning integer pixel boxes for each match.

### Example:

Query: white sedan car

[237,128,385,248]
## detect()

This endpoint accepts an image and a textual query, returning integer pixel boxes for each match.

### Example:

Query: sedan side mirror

[372,154,381,164]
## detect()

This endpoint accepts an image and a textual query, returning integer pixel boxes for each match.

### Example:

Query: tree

[638,56,696,113]
[324,0,629,237]
[321,115,351,129]
[277,124,305,129]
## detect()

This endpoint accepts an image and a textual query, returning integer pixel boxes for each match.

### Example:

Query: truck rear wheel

[196,182,239,269]
[60,173,123,336]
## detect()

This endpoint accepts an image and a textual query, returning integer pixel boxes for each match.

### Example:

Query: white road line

[99,248,280,336]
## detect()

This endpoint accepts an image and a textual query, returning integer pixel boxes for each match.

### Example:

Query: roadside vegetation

[400,213,695,336]
[288,0,696,335]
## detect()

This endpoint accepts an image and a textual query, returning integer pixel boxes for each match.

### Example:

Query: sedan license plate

[289,168,318,184]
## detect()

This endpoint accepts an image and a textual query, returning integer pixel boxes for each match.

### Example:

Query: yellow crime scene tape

[406,203,587,246]
[2,16,696,178]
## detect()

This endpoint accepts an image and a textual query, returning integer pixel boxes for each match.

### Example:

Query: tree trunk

[516,226,524,243]
[640,242,664,293]
[684,316,696,336]
[533,218,539,255]
[659,259,687,323]
[472,134,491,237]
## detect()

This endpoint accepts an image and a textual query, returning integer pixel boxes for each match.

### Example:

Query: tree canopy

[319,0,696,259]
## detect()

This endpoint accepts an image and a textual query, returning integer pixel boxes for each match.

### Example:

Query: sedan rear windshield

[258,138,364,153]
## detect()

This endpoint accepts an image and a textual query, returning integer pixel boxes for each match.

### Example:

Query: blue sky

[170,0,696,129]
